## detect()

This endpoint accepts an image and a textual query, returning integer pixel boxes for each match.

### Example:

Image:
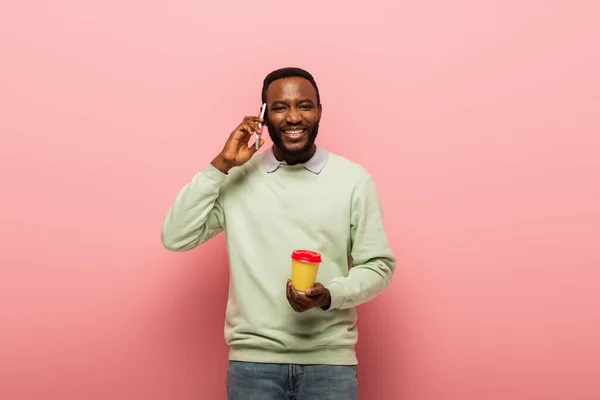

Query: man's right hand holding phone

[211,114,265,174]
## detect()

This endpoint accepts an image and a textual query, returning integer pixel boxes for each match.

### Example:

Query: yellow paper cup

[290,250,322,292]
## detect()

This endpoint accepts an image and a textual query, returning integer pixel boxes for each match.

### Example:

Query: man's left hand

[286,280,331,312]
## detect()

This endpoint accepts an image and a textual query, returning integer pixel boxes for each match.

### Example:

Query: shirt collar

[262,145,328,174]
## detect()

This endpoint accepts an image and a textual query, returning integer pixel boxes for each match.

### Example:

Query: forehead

[265,77,318,104]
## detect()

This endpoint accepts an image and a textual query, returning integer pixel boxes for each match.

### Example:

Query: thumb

[305,284,325,297]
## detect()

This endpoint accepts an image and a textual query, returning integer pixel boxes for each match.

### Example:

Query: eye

[299,104,313,110]
[272,106,286,112]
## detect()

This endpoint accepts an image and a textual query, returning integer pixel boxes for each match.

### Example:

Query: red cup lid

[291,250,322,263]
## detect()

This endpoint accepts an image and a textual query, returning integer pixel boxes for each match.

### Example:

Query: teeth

[284,129,305,135]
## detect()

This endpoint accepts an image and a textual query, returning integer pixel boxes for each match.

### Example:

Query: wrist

[320,289,332,310]
[211,154,234,174]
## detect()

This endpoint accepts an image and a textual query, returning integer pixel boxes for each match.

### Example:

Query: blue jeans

[226,361,358,400]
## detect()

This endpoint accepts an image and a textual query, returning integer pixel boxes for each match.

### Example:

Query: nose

[285,107,302,124]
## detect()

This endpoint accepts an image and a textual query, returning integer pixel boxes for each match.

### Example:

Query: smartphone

[256,103,267,150]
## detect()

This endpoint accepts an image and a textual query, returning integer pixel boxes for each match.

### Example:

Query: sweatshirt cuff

[324,281,346,311]
[198,162,228,191]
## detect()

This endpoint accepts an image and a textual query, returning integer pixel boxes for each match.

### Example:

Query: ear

[318,103,323,118]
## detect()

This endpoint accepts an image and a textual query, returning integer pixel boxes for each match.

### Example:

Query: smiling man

[263,73,321,161]
[161,67,396,399]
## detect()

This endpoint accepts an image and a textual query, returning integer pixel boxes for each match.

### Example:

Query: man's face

[264,77,321,156]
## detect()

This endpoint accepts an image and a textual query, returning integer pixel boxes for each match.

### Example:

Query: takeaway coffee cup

[290,250,322,293]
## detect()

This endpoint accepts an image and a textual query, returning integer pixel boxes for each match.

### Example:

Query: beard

[266,118,320,156]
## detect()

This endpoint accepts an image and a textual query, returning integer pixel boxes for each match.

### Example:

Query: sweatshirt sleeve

[161,163,228,252]
[324,175,396,310]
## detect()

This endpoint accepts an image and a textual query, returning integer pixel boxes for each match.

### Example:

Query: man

[161,67,396,399]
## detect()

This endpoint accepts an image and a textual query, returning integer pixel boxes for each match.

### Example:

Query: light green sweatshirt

[161,147,396,365]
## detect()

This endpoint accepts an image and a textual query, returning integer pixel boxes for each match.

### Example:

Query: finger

[248,121,261,135]
[243,116,264,124]
[297,293,312,308]
[256,110,265,129]
[242,122,257,135]
[289,299,300,312]
[256,110,266,122]
[286,280,292,301]
[253,109,266,124]
[288,291,301,312]
[305,288,322,297]
[235,123,256,141]
[288,280,301,306]
[292,292,305,311]
[289,282,300,302]
[287,281,309,311]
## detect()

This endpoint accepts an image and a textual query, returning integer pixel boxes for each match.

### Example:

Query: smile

[282,128,307,137]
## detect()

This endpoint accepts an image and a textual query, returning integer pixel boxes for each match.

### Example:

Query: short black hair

[261,67,320,105]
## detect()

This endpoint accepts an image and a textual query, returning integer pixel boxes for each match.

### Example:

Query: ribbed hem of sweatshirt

[199,162,228,189]
[325,281,347,310]
[229,345,357,365]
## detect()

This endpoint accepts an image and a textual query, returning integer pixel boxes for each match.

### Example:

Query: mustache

[266,119,320,155]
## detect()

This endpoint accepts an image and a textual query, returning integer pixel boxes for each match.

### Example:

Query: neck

[273,144,317,165]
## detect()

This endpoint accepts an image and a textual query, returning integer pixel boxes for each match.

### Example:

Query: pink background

[1,1,599,399]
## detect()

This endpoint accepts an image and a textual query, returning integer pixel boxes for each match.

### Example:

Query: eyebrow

[270,98,315,106]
